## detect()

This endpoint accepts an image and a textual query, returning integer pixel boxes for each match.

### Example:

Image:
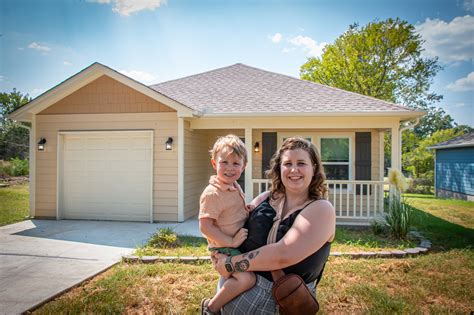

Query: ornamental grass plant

[384,169,413,239]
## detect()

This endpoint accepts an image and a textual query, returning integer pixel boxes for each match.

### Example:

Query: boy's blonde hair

[210,134,248,164]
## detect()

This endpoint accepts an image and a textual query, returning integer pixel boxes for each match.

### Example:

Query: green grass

[34,193,474,314]
[0,184,29,226]
[135,227,417,258]
[35,250,474,314]
[406,194,474,250]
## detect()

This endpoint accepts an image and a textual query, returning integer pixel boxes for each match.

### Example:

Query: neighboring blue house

[429,132,474,201]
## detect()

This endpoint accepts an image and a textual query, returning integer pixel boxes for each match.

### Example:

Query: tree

[404,128,465,183]
[0,89,31,160]
[300,18,455,139]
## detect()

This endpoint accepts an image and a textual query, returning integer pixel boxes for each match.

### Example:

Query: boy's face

[211,147,246,185]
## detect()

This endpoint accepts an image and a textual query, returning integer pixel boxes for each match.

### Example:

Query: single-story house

[9,62,424,225]
[429,132,474,201]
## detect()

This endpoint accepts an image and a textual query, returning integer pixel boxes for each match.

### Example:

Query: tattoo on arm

[248,250,259,260]
[234,259,250,272]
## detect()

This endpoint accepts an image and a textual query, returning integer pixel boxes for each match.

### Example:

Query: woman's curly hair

[265,137,328,201]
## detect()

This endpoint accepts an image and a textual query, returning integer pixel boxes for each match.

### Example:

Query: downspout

[399,118,420,171]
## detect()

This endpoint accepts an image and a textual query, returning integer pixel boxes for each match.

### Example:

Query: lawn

[0,184,29,226]
[34,193,474,314]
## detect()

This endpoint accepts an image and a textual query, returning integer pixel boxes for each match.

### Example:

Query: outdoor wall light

[254,141,260,152]
[37,138,46,151]
[165,137,173,150]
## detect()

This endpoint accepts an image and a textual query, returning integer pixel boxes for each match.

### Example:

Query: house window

[320,137,350,180]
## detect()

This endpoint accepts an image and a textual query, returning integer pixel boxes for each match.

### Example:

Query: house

[429,132,474,201]
[9,62,424,225]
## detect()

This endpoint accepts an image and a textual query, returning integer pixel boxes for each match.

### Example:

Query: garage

[58,131,153,222]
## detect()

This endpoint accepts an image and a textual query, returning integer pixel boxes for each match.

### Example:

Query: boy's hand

[231,228,248,247]
[246,204,255,212]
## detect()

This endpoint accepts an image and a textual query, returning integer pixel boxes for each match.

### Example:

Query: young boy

[199,135,256,315]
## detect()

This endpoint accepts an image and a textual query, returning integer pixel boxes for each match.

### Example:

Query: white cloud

[0,75,5,81]
[455,102,466,107]
[416,15,474,63]
[269,33,282,43]
[63,61,73,66]
[464,0,474,11]
[288,35,326,57]
[119,69,157,83]
[89,0,166,16]
[28,42,51,53]
[447,72,474,91]
[18,47,24,50]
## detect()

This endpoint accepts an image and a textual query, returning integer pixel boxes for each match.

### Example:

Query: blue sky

[1,0,473,126]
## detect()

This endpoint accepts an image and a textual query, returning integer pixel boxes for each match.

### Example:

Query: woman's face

[280,148,315,194]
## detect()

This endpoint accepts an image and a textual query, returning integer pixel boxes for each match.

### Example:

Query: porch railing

[252,179,387,222]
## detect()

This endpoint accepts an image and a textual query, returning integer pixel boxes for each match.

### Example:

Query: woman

[211,137,336,314]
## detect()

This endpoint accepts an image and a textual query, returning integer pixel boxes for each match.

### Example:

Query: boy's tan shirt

[199,175,248,248]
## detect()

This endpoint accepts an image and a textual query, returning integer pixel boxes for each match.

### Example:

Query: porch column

[177,117,184,222]
[390,125,400,171]
[29,114,36,218]
[244,127,253,203]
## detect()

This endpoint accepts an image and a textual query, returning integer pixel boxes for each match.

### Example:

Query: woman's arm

[214,200,335,276]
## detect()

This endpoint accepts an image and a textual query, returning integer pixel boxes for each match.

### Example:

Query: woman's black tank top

[239,197,331,284]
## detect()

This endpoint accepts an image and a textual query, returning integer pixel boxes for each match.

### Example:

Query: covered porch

[181,115,404,226]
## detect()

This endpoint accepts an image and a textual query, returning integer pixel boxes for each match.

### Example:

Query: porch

[181,116,402,225]
[253,179,388,226]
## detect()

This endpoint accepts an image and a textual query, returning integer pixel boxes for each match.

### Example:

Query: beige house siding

[35,112,179,221]
[39,75,175,115]
[183,122,209,220]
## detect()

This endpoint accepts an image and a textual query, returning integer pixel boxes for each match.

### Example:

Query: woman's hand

[211,252,232,279]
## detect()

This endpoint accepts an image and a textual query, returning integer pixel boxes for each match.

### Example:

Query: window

[320,137,350,180]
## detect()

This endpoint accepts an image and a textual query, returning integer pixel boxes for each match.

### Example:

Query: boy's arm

[200,218,247,248]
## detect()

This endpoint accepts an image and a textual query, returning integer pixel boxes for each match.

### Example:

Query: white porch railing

[252,179,387,223]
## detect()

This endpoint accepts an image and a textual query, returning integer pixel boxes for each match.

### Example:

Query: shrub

[0,158,29,177]
[370,217,386,235]
[384,196,413,239]
[383,169,413,239]
[406,177,433,195]
[148,227,180,248]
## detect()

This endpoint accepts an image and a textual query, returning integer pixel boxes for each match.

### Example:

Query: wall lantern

[37,138,47,151]
[254,141,260,152]
[165,137,173,150]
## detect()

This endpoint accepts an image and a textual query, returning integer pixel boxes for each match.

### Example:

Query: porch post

[244,127,253,203]
[29,114,36,218]
[177,117,184,222]
[390,126,400,171]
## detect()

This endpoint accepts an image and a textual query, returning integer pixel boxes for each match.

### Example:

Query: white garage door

[60,131,153,222]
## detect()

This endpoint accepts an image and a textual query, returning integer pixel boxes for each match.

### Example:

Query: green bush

[384,196,413,239]
[148,227,180,248]
[0,158,29,177]
[406,177,433,195]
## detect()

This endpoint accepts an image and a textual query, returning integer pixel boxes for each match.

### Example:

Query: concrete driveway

[0,219,200,314]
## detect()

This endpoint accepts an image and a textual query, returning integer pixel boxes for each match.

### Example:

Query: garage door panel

[61,131,152,222]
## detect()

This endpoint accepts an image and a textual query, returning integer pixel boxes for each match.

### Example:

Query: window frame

[318,135,353,181]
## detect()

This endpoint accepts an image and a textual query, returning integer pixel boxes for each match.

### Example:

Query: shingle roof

[150,63,421,116]
[429,132,474,149]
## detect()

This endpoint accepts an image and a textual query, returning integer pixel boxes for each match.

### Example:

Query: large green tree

[300,18,455,139]
[0,89,31,160]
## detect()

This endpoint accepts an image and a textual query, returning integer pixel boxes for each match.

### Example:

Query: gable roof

[151,63,424,118]
[8,62,195,121]
[429,132,474,150]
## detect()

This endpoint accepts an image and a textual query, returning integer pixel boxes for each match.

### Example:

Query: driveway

[0,219,200,314]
